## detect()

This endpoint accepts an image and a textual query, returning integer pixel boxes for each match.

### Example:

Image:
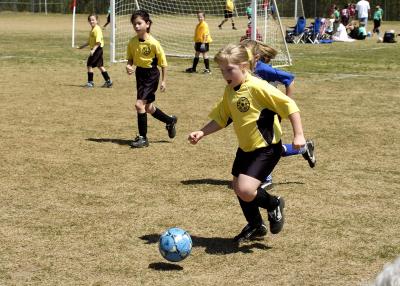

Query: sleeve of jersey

[274,69,295,87]
[258,84,299,119]
[155,43,168,67]
[208,95,231,128]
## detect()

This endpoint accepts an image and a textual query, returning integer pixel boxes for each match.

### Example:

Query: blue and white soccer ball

[159,227,192,262]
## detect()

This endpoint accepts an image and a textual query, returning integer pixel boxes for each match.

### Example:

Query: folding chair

[305,17,322,44]
[285,16,306,44]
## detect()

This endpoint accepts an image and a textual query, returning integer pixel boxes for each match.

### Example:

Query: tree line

[0,0,399,21]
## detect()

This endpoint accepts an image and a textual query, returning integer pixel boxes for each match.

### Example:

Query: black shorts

[224,10,233,19]
[232,142,282,181]
[87,46,104,68]
[135,67,159,103]
[194,42,209,52]
[373,19,381,29]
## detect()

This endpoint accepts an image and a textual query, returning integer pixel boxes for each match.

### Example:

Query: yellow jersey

[88,25,104,48]
[126,35,168,68]
[226,0,234,12]
[194,21,212,43]
[209,73,299,152]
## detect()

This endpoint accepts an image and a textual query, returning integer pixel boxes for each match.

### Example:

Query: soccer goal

[107,0,291,67]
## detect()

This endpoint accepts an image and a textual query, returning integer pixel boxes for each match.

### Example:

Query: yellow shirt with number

[126,35,168,68]
[88,25,104,48]
[209,73,299,152]
[194,21,212,43]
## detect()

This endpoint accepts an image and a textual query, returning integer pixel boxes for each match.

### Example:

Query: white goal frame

[71,0,292,67]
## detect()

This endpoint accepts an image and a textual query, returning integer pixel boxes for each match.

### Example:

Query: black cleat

[185,67,197,73]
[130,136,149,148]
[102,79,113,88]
[166,116,177,139]
[268,197,285,234]
[302,139,316,168]
[233,223,268,243]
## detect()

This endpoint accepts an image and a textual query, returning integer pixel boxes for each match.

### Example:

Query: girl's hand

[126,65,134,75]
[160,81,166,92]
[76,46,81,49]
[188,131,204,145]
[292,135,306,150]
[90,49,95,56]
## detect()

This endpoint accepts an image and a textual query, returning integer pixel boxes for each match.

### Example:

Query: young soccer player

[126,10,177,148]
[372,4,383,36]
[188,43,306,243]
[77,13,112,88]
[240,39,316,188]
[185,11,213,74]
[218,0,237,30]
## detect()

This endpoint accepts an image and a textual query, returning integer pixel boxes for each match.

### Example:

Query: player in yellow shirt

[188,43,306,243]
[185,11,213,74]
[126,10,177,148]
[77,14,112,88]
[218,0,237,30]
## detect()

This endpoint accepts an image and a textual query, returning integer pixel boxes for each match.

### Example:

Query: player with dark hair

[126,10,177,148]
[77,13,112,88]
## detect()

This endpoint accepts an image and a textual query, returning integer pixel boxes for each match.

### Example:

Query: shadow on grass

[140,234,271,256]
[148,262,183,271]
[181,178,231,187]
[86,138,170,146]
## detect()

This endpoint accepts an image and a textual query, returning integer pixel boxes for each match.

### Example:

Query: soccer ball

[159,227,192,262]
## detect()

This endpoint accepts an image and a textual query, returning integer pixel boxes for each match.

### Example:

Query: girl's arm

[288,112,306,149]
[90,42,100,55]
[126,59,135,75]
[160,66,167,92]
[285,81,295,98]
[188,120,223,145]
[77,42,89,49]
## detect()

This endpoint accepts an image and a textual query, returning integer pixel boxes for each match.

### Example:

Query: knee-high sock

[282,143,306,157]
[137,112,147,137]
[237,196,263,226]
[151,108,173,124]
[253,187,279,211]
[192,57,199,70]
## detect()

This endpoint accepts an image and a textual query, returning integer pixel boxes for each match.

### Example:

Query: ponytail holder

[246,48,253,62]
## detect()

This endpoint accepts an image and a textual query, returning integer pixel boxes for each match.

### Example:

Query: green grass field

[1,12,400,286]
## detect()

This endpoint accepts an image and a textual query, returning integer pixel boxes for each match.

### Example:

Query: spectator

[341,4,350,26]
[356,0,370,30]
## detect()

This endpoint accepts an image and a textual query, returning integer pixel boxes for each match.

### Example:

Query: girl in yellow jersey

[126,10,177,148]
[77,14,112,88]
[218,0,237,30]
[185,11,213,74]
[188,44,306,243]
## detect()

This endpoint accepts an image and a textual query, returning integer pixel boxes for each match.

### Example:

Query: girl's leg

[231,18,236,29]
[203,52,210,71]
[147,103,177,139]
[135,99,147,138]
[192,51,201,71]
[218,18,227,28]
[235,173,284,235]
[87,66,94,86]
[98,66,112,87]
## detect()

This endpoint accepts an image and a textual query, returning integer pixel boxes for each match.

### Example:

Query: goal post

[108,0,291,67]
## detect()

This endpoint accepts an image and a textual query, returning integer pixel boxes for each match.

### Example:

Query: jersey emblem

[141,46,151,56]
[237,97,250,112]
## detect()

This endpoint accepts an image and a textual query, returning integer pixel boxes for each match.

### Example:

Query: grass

[1,12,400,286]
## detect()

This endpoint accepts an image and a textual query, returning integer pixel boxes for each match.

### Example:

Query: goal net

[110,0,291,67]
